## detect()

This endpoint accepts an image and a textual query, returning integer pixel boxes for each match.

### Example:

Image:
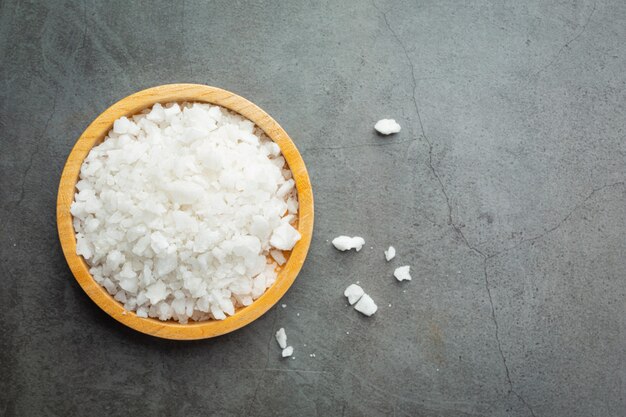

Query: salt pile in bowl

[70,102,301,323]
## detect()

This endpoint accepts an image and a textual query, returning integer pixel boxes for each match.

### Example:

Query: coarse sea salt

[374,119,401,135]
[384,246,396,261]
[354,294,378,316]
[332,236,365,252]
[71,102,301,323]
[282,346,294,357]
[344,284,377,317]
[394,265,412,281]
[344,284,365,305]
[275,328,287,349]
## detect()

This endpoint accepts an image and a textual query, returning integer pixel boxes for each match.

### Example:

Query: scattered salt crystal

[354,294,378,316]
[275,328,287,349]
[296,313,300,317]
[394,265,412,281]
[71,102,299,323]
[282,346,294,357]
[374,119,401,135]
[281,304,287,308]
[332,236,365,251]
[344,284,365,305]
[384,246,396,261]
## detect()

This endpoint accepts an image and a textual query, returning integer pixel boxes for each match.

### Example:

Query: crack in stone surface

[372,3,537,415]
[482,258,537,417]
[245,306,279,415]
[479,181,625,416]
[2,86,59,234]
[494,181,625,257]
[304,139,415,152]
[533,1,597,77]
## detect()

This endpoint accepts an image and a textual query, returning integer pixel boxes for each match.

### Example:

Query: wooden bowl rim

[56,83,314,340]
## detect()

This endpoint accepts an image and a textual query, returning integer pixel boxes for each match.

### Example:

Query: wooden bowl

[57,84,314,340]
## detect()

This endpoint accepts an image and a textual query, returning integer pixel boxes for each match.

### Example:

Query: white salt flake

[332,236,365,251]
[270,250,286,265]
[270,222,301,251]
[354,294,378,316]
[394,265,412,281]
[282,346,294,357]
[145,281,167,304]
[275,328,287,349]
[344,284,365,305]
[374,119,401,135]
[113,117,132,134]
[384,246,396,261]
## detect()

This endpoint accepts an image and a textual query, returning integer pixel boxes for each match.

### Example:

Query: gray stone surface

[1,0,625,416]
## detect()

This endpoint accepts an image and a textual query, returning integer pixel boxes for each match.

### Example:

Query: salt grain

[282,346,294,357]
[275,328,287,349]
[354,294,378,316]
[384,246,396,261]
[332,236,365,251]
[374,119,401,135]
[394,265,412,281]
[344,284,365,305]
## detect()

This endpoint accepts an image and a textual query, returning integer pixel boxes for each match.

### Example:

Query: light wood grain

[57,84,314,340]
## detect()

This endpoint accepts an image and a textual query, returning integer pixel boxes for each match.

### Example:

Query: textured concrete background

[1,0,625,416]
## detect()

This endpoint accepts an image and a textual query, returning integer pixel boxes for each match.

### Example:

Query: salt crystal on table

[394,265,412,281]
[374,119,401,135]
[344,284,365,305]
[282,346,294,357]
[384,246,396,261]
[332,236,365,251]
[354,294,378,316]
[275,328,287,349]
